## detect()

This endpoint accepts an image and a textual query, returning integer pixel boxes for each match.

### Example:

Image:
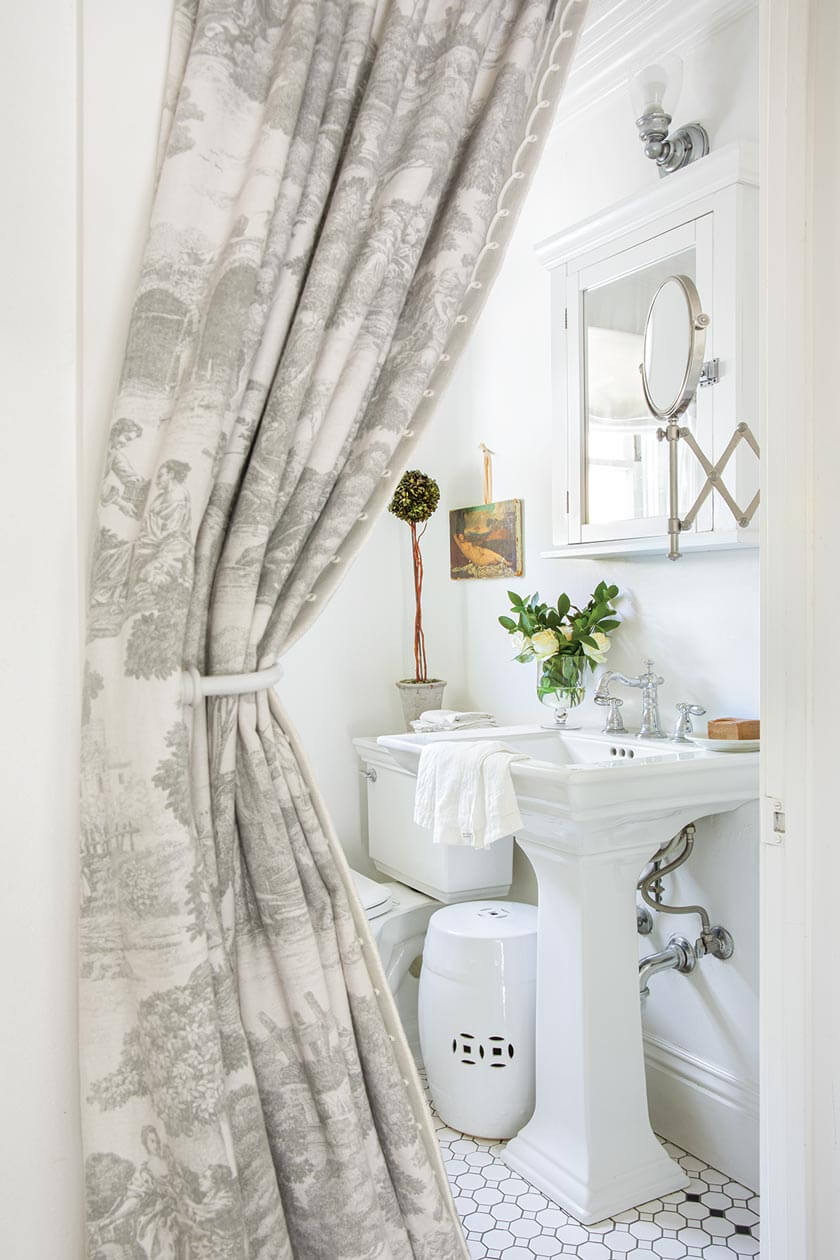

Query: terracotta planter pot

[396,679,446,730]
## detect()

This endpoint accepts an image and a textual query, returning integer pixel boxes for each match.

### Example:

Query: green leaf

[507,590,523,608]
[499,616,517,631]
[556,593,571,619]
[598,619,620,631]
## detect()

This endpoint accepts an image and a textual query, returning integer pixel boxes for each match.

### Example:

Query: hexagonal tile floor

[426,1083,760,1259]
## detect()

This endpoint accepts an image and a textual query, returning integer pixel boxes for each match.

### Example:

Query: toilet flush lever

[672,703,706,742]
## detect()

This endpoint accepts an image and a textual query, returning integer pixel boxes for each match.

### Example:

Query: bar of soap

[707,717,760,740]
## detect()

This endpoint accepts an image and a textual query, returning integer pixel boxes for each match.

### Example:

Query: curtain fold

[81,1,586,1256]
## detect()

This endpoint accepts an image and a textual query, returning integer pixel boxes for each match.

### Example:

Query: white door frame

[760,1,840,1256]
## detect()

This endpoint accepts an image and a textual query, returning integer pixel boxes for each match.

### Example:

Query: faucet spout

[594,659,666,738]
[594,670,635,701]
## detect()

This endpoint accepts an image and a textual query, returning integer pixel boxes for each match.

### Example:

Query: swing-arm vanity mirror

[537,142,759,560]
[641,274,709,420]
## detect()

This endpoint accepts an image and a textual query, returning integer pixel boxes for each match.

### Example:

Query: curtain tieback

[180,661,284,705]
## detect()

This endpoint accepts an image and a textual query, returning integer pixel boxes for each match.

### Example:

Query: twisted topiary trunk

[409,519,427,681]
[388,470,440,683]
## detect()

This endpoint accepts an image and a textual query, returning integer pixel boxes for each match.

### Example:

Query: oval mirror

[641,274,709,419]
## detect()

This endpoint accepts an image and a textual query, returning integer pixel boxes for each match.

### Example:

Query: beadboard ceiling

[556,0,757,122]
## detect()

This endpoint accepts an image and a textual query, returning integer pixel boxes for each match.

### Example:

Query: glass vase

[536,655,587,728]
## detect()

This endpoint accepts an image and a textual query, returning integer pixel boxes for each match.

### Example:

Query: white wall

[412,3,760,1186]
[0,3,84,1256]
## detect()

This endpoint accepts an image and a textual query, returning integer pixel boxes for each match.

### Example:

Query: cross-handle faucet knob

[595,693,625,733]
[673,702,706,742]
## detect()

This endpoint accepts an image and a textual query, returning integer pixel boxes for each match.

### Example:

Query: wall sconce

[630,55,709,177]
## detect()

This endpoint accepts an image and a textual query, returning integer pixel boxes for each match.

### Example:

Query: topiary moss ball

[388,469,440,524]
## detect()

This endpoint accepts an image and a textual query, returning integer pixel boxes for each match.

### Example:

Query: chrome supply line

[637,823,735,995]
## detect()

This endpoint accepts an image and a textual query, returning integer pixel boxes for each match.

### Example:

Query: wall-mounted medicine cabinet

[538,142,758,559]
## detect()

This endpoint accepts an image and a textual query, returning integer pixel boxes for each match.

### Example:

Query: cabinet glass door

[566,218,713,544]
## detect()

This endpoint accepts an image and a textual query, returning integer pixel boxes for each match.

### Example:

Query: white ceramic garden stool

[419,900,537,1140]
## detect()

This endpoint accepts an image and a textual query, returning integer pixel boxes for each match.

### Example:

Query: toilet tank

[354,738,514,903]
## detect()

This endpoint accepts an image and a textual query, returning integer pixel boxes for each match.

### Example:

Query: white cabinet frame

[537,142,759,559]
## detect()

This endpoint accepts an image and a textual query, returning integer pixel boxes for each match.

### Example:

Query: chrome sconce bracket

[657,420,761,560]
[636,107,709,177]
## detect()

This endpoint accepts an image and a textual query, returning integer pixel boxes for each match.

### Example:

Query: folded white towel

[411,709,497,732]
[413,740,525,849]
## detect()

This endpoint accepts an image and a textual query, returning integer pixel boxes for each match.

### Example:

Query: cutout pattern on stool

[452,1032,515,1068]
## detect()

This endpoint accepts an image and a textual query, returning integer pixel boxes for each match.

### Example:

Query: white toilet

[351,737,515,1062]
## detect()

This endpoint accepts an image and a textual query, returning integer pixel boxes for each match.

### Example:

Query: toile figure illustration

[100,419,150,520]
[89,1127,240,1260]
[91,1125,184,1259]
[89,459,193,638]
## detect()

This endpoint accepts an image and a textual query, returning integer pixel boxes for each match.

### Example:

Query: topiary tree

[388,470,440,683]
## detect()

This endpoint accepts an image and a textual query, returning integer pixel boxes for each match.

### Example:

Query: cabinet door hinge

[565,490,570,513]
[563,306,569,330]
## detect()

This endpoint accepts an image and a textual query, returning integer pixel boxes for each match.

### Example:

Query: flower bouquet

[499,582,621,726]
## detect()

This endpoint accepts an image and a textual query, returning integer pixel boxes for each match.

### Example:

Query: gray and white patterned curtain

[80,1,585,1255]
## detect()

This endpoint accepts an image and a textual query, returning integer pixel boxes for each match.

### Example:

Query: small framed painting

[449,499,523,580]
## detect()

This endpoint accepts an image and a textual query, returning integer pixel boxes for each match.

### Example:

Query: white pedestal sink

[379,724,759,1225]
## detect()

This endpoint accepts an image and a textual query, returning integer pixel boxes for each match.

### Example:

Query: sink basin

[378,724,758,1223]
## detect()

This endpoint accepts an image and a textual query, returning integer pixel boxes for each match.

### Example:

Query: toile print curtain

[80,1,586,1256]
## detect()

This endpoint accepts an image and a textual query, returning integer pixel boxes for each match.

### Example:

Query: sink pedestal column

[504,817,689,1224]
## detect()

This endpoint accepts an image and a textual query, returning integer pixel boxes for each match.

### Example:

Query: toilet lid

[350,870,393,920]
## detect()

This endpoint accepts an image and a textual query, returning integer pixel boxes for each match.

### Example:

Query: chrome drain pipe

[639,935,696,997]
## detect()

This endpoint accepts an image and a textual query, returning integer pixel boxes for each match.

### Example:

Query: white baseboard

[644,1033,759,1191]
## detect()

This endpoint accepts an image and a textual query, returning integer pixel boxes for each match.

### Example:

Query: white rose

[531,629,560,660]
[512,631,533,658]
[582,630,611,663]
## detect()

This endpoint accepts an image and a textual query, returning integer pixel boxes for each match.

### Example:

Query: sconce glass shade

[629,54,684,119]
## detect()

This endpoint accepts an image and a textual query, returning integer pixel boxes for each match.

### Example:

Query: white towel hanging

[413,740,524,849]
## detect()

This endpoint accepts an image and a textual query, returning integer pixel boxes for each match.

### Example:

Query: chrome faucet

[594,659,666,739]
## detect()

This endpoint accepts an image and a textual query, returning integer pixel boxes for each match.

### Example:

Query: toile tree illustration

[124,578,189,680]
[152,722,192,827]
[85,1151,136,1224]
[88,963,249,1136]
[388,470,440,684]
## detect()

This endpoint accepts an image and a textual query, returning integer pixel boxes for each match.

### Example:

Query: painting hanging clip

[479,443,495,504]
